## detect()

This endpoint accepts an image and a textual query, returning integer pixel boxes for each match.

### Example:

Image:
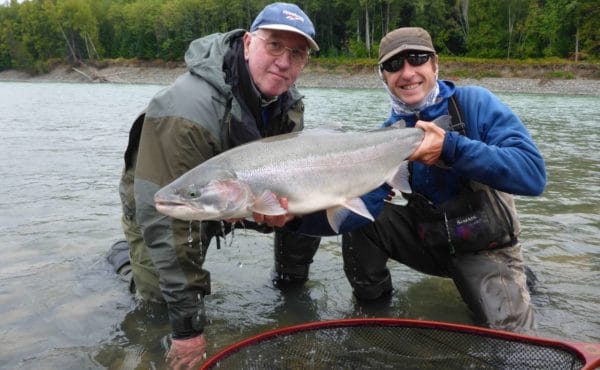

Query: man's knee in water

[350,275,393,302]
[272,231,320,287]
[107,239,131,276]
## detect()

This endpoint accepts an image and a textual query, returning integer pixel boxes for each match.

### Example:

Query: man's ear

[377,66,387,83]
[243,32,252,60]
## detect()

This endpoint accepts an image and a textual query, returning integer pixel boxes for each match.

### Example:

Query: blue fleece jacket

[288,80,546,236]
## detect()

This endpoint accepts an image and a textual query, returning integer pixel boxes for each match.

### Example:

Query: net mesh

[203,321,585,370]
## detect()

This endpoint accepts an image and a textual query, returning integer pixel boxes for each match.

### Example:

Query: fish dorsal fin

[325,198,374,233]
[387,161,412,193]
[387,119,407,129]
[306,122,346,133]
[250,190,286,216]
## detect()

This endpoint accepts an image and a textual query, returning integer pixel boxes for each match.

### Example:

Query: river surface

[0,82,598,369]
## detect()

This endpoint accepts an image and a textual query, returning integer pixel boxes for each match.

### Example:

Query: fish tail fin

[433,114,452,130]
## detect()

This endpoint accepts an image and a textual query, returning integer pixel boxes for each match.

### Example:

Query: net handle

[200,318,600,369]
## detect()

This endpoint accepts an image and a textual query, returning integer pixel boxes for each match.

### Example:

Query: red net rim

[201,318,600,369]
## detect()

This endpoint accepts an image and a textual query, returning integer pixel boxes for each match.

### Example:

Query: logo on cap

[283,10,304,23]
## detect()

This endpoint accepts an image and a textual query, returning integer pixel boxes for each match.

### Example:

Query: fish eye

[183,185,201,198]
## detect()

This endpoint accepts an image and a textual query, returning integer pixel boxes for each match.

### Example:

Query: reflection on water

[0,82,598,369]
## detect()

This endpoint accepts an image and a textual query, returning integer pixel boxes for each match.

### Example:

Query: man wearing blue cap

[114,3,321,367]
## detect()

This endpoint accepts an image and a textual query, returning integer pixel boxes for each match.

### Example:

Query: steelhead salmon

[153,119,447,232]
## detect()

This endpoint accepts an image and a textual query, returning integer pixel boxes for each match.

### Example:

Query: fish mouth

[154,197,182,208]
[154,201,177,212]
[154,200,174,209]
[154,198,195,209]
[154,200,197,219]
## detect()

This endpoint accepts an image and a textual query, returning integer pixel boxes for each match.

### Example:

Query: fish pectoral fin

[387,161,412,193]
[250,190,287,216]
[326,198,374,233]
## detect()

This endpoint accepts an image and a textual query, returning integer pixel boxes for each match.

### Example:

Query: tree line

[0,0,598,72]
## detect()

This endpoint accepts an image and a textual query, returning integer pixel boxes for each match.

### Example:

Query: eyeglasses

[252,34,310,67]
[380,53,433,73]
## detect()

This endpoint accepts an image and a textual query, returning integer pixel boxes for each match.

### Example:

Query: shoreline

[1,64,599,96]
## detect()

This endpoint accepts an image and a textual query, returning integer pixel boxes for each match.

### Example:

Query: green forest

[1,0,598,73]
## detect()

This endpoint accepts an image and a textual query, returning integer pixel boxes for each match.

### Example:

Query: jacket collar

[384,80,456,127]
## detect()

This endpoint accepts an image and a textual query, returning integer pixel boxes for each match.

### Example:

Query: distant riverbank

[1,62,599,96]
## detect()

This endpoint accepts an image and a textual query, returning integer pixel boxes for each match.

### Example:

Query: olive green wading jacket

[119,29,306,338]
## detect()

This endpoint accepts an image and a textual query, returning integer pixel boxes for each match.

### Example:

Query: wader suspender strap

[124,113,146,170]
[446,95,467,253]
[448,95,466,135]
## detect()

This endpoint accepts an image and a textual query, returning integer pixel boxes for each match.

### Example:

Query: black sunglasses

[380,53,433,73]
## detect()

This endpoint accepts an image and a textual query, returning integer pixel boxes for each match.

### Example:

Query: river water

[0,82,598,369]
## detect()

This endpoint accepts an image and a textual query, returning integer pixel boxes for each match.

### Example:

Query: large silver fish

[154,119,446,232]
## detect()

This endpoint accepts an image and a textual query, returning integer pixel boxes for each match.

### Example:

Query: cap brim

[379,44,435,63]
[257,24,319,51]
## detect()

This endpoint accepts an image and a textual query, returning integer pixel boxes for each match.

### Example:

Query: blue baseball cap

[250,2,319,51]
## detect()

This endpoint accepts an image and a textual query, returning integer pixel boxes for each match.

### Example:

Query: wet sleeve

[135,115,218,339]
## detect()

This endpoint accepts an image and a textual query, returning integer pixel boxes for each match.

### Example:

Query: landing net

[201,318,600,370]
